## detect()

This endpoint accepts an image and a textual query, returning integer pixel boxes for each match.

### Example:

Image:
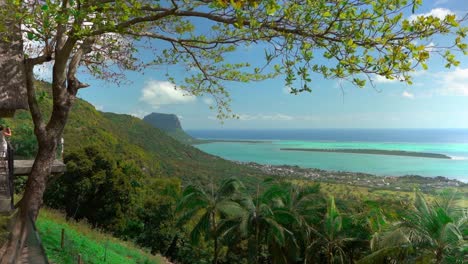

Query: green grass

[36,209,166,264]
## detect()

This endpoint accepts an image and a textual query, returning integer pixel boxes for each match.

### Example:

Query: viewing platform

[13,160,66,176]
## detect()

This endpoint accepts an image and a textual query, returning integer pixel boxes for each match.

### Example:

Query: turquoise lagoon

[189,130,468,182]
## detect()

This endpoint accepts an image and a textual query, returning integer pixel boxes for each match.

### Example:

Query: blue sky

[70,0,468,130]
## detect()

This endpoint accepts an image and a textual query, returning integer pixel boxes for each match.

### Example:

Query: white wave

[450,156,468,160]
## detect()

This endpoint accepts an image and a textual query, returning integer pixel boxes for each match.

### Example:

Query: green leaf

[27,32,34,40]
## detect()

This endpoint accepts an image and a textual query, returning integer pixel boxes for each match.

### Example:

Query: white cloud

[95,105,104,111]
[237,113,294,121]
[409,8,454,21]
[374,70,426,84]
[232,113,322,122]
[374,75,397,83]
[374,75,405,83]
[437,68,468,96]
[129,109,149,118]
[140,80,196,109]
[203,97,214,105]
[425,42,436,52]
[402,91,414,99]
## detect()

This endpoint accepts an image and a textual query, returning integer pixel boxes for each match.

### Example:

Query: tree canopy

[2,0,466,118]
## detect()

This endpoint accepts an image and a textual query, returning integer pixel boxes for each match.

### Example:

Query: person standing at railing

[0,125,13,212]
[0,125,11,158]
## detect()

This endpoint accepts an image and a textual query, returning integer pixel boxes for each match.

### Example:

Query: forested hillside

[2,81,263,186]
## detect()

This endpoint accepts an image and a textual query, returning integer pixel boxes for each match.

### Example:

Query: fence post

[77,254,82,264]
[61,228,65,249]
[104,240,108,262]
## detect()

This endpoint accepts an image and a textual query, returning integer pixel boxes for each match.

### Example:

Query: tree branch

[24,61,46,137]
[88,8,178,36]
[67,37,95,95]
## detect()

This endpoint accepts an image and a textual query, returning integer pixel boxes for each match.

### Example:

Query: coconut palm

[281,183,324,263]
[359,191,467,264]
[219,182,300,263]
[306,196,358,264]
[176,178,245,264]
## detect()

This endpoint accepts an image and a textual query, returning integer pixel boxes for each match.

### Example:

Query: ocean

[187,129,468,182]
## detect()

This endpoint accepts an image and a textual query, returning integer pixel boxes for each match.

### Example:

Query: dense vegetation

[44,164,467,263]
[1,82,264,186]
[2,82,466,263]
[175,179,466,264]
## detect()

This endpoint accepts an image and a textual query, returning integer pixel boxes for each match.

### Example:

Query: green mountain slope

[2,81,263,186]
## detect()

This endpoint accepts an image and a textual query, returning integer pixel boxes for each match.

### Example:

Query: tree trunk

[212,212,218,264]
[435,248,443,264]
[0,138,57,263]
[327,244,333,264]
[213,234,218,264]
[1,58,72,263]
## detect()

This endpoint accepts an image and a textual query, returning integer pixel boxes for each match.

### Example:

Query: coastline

[192,136,468,181]
[280,148,452,159]
[238,161,466,191]
[194,139,270,144]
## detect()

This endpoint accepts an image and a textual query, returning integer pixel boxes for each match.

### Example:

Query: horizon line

[185,128,468,130]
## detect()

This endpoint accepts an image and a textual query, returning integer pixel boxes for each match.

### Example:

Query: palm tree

[176,178,245,264]
[220,182,299,263]
[281,183,324,263]
[359,191,467,264]
[307,196,357,264]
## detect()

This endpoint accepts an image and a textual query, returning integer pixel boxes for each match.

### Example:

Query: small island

[197,139,270,144]
[280,148,452,159]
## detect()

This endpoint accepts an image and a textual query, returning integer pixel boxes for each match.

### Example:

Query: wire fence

[58,228,153,264]
[59,229,97,264]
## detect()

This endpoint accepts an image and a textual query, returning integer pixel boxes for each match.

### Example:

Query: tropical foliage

[174,179,466,264]
[360,191,467,264]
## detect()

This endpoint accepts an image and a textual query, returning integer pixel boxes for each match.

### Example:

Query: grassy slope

[37,209,166,264]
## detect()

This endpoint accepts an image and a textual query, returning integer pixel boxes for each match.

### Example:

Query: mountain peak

[143,112,199,144]
[143,113,182,133]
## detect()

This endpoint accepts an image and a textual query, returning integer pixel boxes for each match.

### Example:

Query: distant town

[240,161,465,192]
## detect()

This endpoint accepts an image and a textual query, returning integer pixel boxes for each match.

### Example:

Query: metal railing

[27,211,50,264]
[7,141,14,209]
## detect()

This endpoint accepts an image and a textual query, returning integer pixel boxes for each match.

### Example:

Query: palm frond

[177,207,202,226]
[274,208,298,226]
[217,177,245,199]
[190,211,212,245]
[261,184,288,205]
[414,191,431,217]
[265,218,286,246]
[217,200,245,218]
[357,246,413,264]
[324,196,342,239]
[217,218,242,245]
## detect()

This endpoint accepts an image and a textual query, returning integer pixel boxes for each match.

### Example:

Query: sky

[52,0,468,130]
